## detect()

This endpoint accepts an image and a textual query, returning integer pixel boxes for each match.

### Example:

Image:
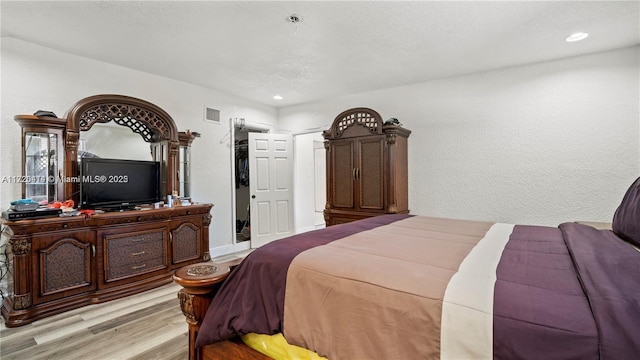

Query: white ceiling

[1,1,638,108]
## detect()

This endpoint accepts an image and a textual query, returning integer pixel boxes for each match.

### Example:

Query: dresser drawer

[104,228,168,282]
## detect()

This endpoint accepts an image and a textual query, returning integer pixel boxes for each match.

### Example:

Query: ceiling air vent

[204,106,220,124]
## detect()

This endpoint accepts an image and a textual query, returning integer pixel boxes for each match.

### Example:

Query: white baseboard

[233,240,251,252]
[209,243,234,258]
[209,240,251,258]
[209,226,327,258]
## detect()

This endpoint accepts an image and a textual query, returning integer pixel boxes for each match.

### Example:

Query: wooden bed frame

[173,259,270,360]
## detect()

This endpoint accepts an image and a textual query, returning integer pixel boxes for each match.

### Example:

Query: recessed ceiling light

[273,95,283,100]
[565,32,589,42]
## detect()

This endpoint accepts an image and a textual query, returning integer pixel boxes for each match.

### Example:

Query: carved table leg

[173,262,231,360]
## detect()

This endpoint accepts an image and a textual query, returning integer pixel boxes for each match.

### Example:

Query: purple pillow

[612,176,640,247]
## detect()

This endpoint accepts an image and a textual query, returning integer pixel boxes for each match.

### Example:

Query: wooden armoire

[323,108,411,226]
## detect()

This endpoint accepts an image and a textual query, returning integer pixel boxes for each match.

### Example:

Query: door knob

[252,195,256,199]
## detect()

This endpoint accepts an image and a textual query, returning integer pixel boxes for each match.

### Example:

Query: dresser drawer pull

[131,238,144,242]
[131,251,145,256]
[131,264,146,270]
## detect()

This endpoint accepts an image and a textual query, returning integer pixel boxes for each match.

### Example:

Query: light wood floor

[0,251,251,360]
[1,282,188,360]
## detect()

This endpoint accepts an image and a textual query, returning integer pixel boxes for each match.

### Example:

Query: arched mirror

[63,94,180,205]
[15,94,199,206]
[79,121,152,161]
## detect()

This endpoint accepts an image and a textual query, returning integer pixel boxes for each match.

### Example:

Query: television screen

[80,158,160,210]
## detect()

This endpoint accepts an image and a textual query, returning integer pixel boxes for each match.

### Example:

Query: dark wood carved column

[7,234,32,312]
[64,130,80,201]
[202,213,212,262]
[168,141,180,196]
[383,124,411,214]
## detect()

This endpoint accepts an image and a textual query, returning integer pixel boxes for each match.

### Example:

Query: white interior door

[249,133,294,248]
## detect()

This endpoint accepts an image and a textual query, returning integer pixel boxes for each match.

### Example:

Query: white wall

[293,132,326,233]
[0,38,278,253]
[279,46,640,226]
[2,37,638,255]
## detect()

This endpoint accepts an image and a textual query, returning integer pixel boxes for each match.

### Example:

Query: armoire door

[329,139,355,210]
[357,136,385,212]
[329,136,385,213]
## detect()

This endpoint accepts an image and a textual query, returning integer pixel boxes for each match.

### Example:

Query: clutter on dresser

[10,198,39,211]
[2,207,62,220]
[2,198,82,221]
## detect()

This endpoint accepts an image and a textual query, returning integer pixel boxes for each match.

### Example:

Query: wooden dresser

[323,108,411,226]
[2,94,212,326]
[1,203,212,327]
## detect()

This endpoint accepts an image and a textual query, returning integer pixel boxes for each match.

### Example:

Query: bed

[175,176,640,360]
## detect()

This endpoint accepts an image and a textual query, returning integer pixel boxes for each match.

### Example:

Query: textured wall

[280,46,640,226]
[0,38,278,252]
[293,132,326,232]
[1,38,638,262]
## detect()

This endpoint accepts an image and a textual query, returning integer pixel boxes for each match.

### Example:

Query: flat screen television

[80,158,160,210]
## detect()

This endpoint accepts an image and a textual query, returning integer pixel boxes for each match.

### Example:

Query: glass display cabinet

[14,115,66,203]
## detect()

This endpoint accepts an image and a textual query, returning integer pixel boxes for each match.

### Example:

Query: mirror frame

[63,94,179,204]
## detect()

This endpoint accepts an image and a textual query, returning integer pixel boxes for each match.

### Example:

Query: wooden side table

[173,262,231,360]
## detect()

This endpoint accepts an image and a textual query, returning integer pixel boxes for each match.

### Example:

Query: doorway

[229,119,299,252]
[232,120,268,249]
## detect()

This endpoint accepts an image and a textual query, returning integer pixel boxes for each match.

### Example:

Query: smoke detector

[287,14,302,23]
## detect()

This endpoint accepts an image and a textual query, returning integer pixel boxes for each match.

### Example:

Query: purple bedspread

[195,214,411,348]
[494,223,640,359]
[196,216,640,359]
[560,223,640,359]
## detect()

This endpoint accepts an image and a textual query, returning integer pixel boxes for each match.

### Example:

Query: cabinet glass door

[25,132,61,203]
[179,145,190,197]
